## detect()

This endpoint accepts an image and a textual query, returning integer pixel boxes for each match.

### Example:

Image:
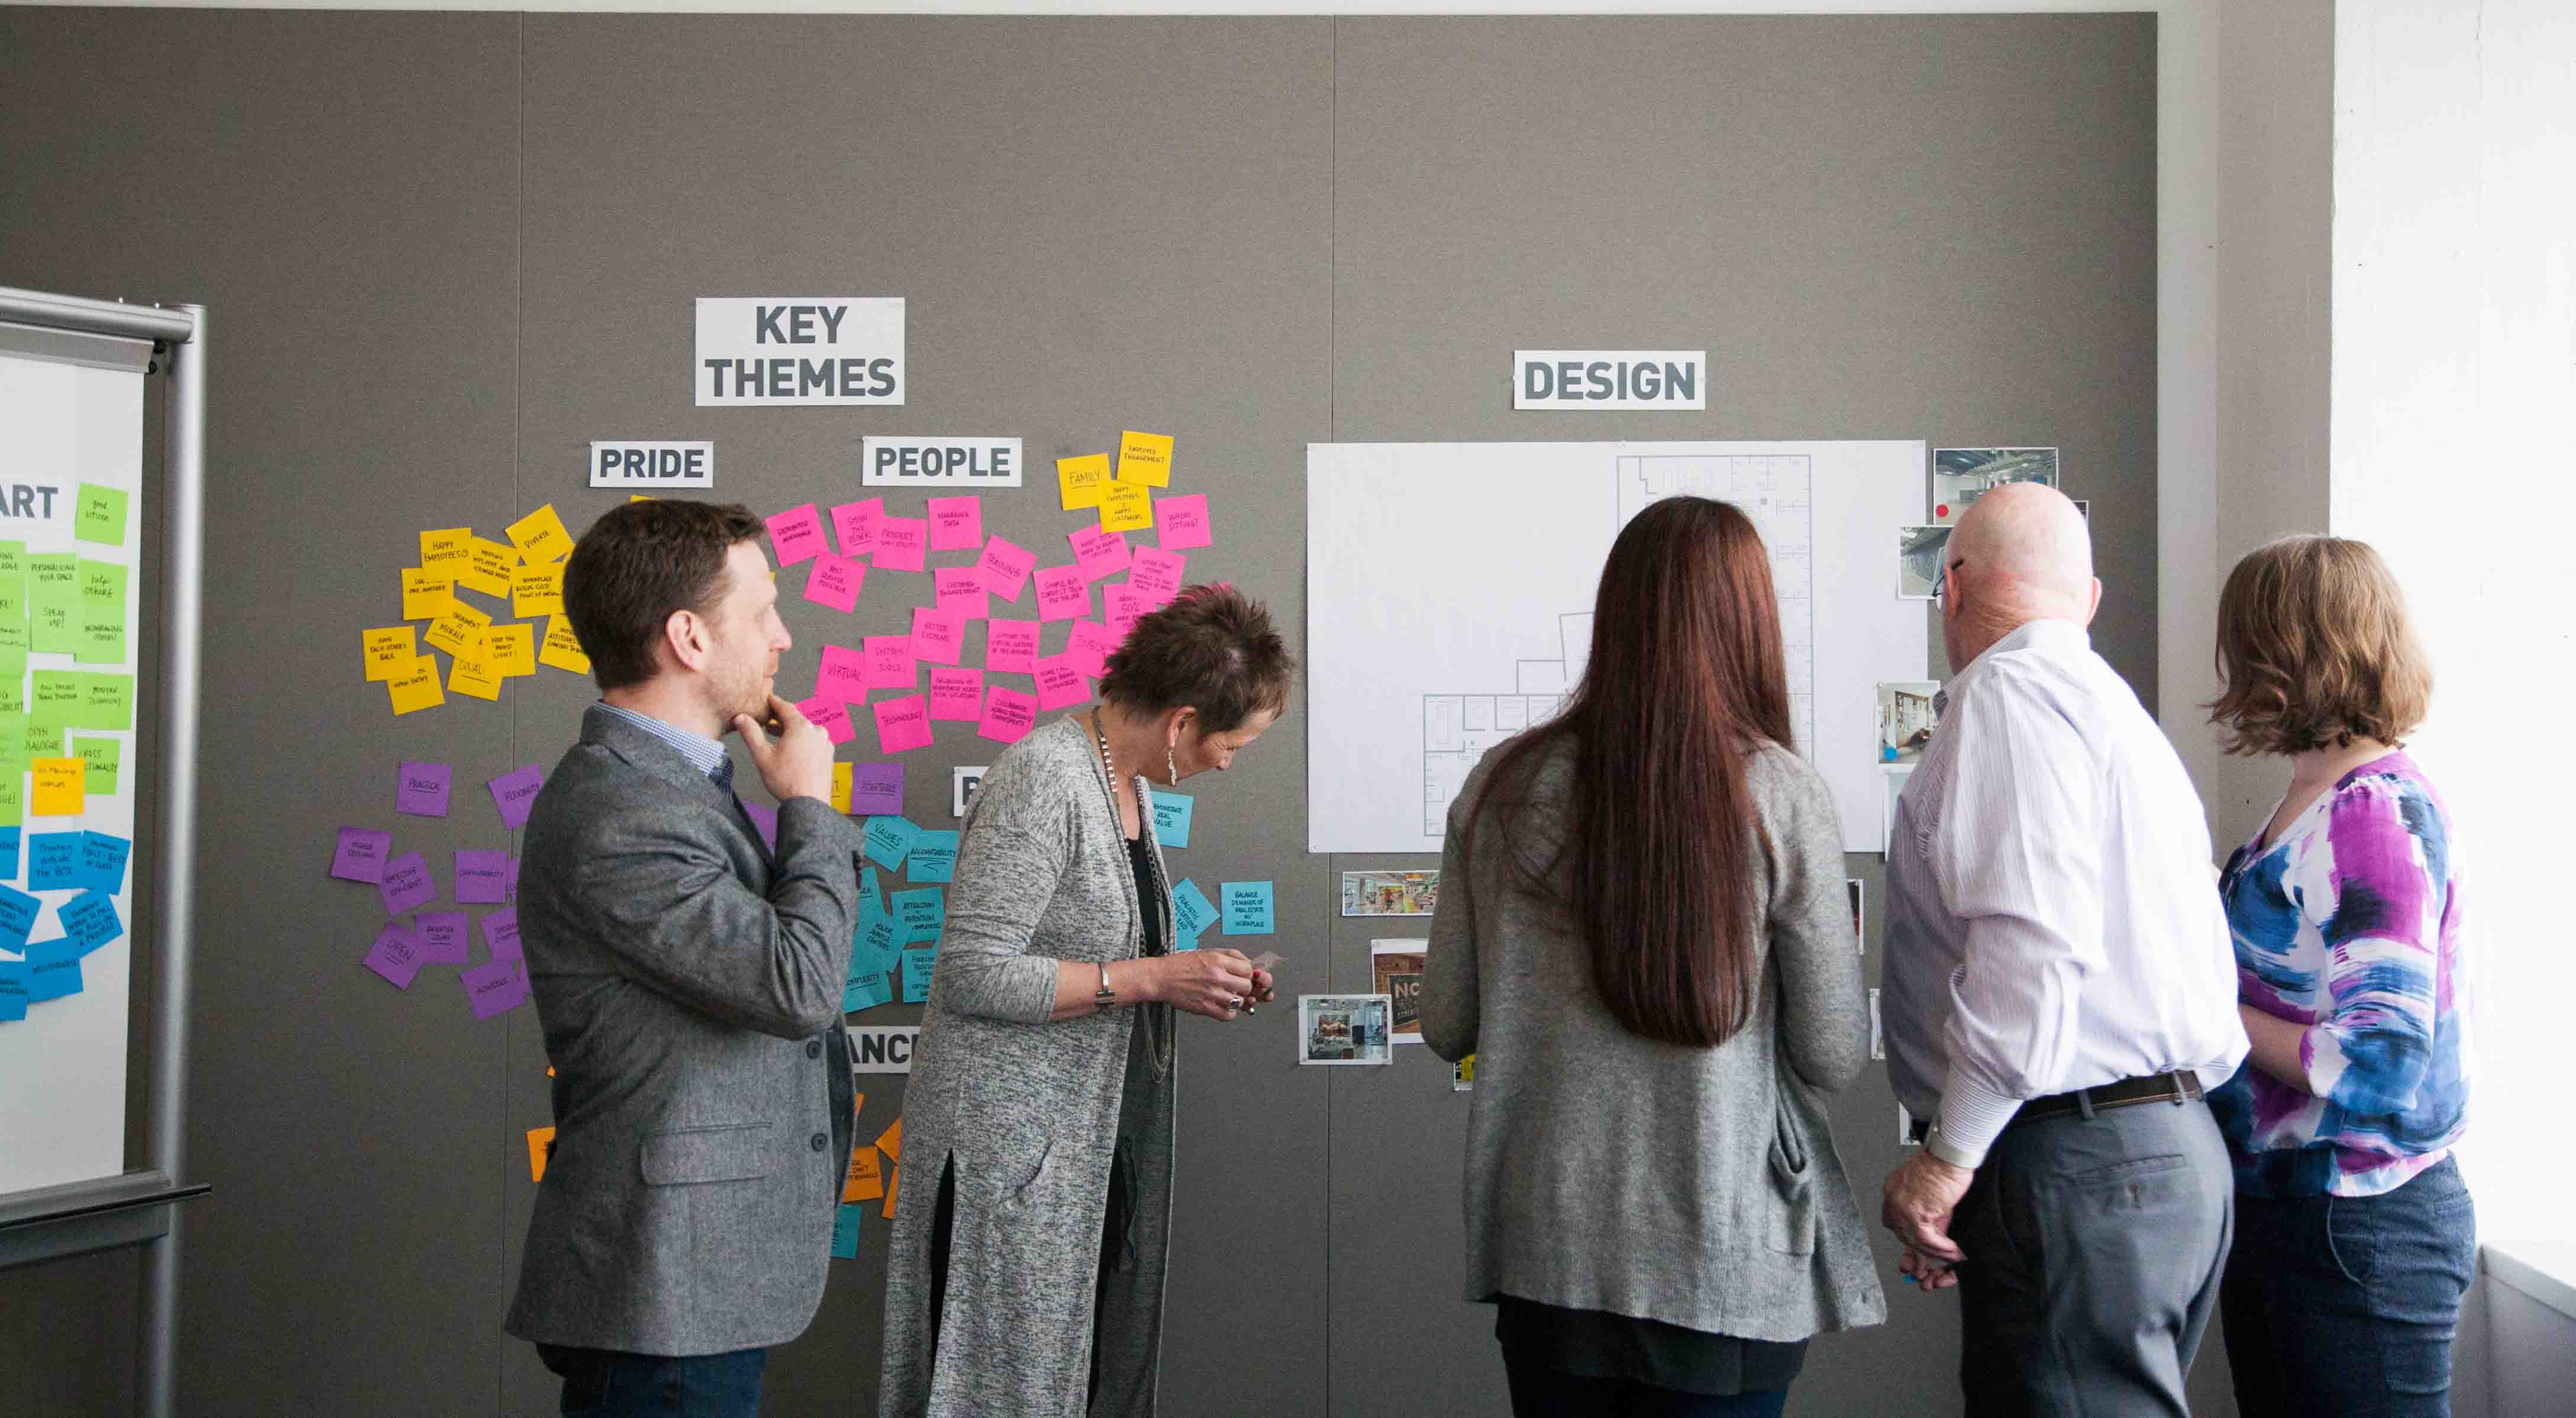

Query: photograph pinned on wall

[1881,765,1915,857]
[2073,500,2090,521]
[1875,680,1941,765]
[1870,987,1886,1060]
[1932,447,2059,525]
[1897,524,1951,601]
[1341,869,1438,917]
[1453,1054,1476,1092]
[1298,993,1393,1066]
[1847,878,1865,955]
[1371,940,1428,1044]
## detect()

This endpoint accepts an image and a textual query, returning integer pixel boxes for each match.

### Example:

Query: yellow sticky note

[513,564,565,618]
[422,606,492,658]
[1098,481,1152,534]
[538,615,590,676]
[1057,453,1111,511]
[842,1145,884,1203]
[628,495,656,503]
[527,1126,556,1183]
[508,504,575,564]
[362,626,415,682]
[386,655,444,715]
[401,569,454,622]
[459,537,517,598]
[448,653,504,702]
[30,757,84,816]
[419,528,473,573]
[1115,430,1173,488]
[831,761,854,815]
[882,1163,900,1220]
[482,622,537,677]
[876,1117,903,1163]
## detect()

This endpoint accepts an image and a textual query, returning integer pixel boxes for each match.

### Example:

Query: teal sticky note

[0,826,20,885]
[908,831,957,883]
[26,941,83,1003]
[60,892,122,957]
[73,484,129,547]
[900,945,937,1004]
[1220,881,1274,936]
[1172,878,1216,939]
[0,958,28,1020]
[892,887,945,945]
[856,907,903,970]
[1150,792,1193,848]
[862,816,919,871]
[860,867,883,916]
[831,1204,863,1259]
[842,968,893,1014]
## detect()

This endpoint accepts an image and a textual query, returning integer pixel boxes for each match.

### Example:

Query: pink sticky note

[909,606,968,667]
[934,567,989,621]
[1157,493,1213,551]
[874,516,928,572]
[815,644,871,704]
[926,496,983,551]
[874,696,934,754]
[978,537,1037,602]
[362,920,425,989]
[1034,565,1089,623]
[798,696,857,745]
[831,499,882,560]
[1128,547,1187,605]
[1064,621,1121,679]
[766,503,828,566]
[1069,527,1132,582]
[461,957,528,1020]
[804,553,865,613]
[1034,655,1092,711]
[866,636,916,692]
[488,764,545,830]
[1103,584,1153,634]
[978,686,1039,744]
[415,910,470,965]
[984,619,1039,674]
[929,667,984,721]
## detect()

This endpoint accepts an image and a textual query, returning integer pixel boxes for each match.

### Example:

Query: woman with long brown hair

[1422,496,1883,1418]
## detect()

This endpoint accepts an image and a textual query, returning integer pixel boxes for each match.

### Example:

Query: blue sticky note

[78,831,131,894]
[908,831,958,883]
[0,827,20,884]
[892,888,945,945]
[1174,928,1201,954]
[1220,881,1275,936]
[832,1203,863,1259]
[25,941,83,1003]
[1150,792,1194,849]
[27,832,81,892]
[60,892,122,957]
[1172,879,1216,939]
[860,867,883,916]
[857,907,904,968]
[900,945,938,1004]
[842,968,893,1014]
[0,960,28,1020]
[0,884,38,951]
[863,816,920,871]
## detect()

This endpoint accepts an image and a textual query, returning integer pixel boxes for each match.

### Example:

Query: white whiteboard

[1306,441,1925,854]
[0,335,145,1195]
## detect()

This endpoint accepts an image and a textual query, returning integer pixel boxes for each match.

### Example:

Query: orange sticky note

[508,503,575,564]
[831,762,853,815]
[1098,481,1152,534]
[362,625,415,682]
[1115,430,1173,488]
[882,1164,900,1219]
[876,1117,903,1163]
[401,568,454,622]
[538,615,590,676]
[386,655,444,715]
[842,1145,885,1203]
[1057,453,1110,511]
[512,563,565,618]
[31,758,85,816]
[527,1126,556,1183]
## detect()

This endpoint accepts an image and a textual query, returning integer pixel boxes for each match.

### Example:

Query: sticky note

[831,762,854,814]
[512,564,566,618]
[1116,430,1174,487]
[0,884,40,950]
[448,653,505,702]
[387,656,444,715]
[866,636,916,692]
[1221,881,1275,935]
[815,644,871,703]
[78,831,131,894]
[1034,565,1089,623]
[507,503,575,564]
[766,503,828,566]
[1128,547,1187,605]
[461,538,517,598]
[423,610,490,660]
[909,607,967,667]
[362,920,426,989]
[926,496,983,551]
[860,868,885,918]
[0,710,25,770]
[31,758,83,816]
[527,1126,555,1183]
[909,831,958,883]
[978,686,1038,744]
[74,484,130,546]
[856,909,904,969]
[455,850,510,904]
[932,567,989,621]
[395,761,453,818]
[482,623,537,678]
[877,1117,905,1162]
[1099,481,1153,534]
[30,553,79,654]
[363,626,415,681]
[843,1147,885,1203]
[461,957,528,1019]
[873,696,934,755]
[863,815,921,870]
[740,801,777,852]
[1067,527,1131,582]
[842,965,893,1015]
[0,674,21,718]
[378,852,436,915]
[0,961,25,1021]
[70,737,119,796]
[1157,493,1213,551]
[984,619,1038,675]
[1152,792,1194,848]
[1058,453,1111,510]
[798,696,856,746]
[32,833,86,890]
[882,1164,901,1219]
[0,826,20,883]
[27,944,83,1003]
[830,498,882,559]
[900,947,938,1003]
[61,892,122,956]
[873,516,928,573]
[977,537,1037,603]
[401,568,454,622]
[415,910,470,964]
[892,887,945,943]
[488,764,545,829]
[805,553,864,613]
[1033,656,1090,712]
[80,674,132,731]
[481,907,522,965]
[21,718,56,761]
[1063,621,1121,679]
[851,764,904,818]
[538,616,590,677]
[1102,584,1151,636]
[415,528,470,575]
[76,561,127,664]
[929,668,983,722]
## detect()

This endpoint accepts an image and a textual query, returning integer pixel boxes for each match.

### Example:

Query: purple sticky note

[504,855,521,899]
[480,907,522,965]
[461,957,528,1019]
[929,667,984,722]
[454,849,509,904]
[377,852,436,915]
[851,764,904,817]
[331,826,393,884]
[926,495,983,551]
[363,920,425,989]
[740,800,779,851]
[415,910,470,964]
[395,762,451,818]
[766,502,828,566]
[488,764,545,829]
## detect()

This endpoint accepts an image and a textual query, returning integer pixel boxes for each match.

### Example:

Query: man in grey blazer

[505,500,864,1418]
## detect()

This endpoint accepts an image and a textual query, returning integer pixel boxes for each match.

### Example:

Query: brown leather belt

[1910,1071,2204,1144]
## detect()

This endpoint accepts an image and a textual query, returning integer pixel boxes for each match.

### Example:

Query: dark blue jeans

[2220,1156,2477,1418]
[535,1342,767,1418]
[1503,1362,1789,1418]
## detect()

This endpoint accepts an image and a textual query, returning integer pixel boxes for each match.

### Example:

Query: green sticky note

[30,671,78,726]
[70,736,118,795]
[24,720,59,760]
[73,485,129,547]
[0,773,22,829]
[76,563,126,665]
[0,713,28,776]
[28,555,78,656]
[0,541,27,622]
[80,674,131,731]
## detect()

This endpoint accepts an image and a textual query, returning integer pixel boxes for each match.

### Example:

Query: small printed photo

[1846,878,1865,955]
[1881,765,1915,857]
[1875,681,1941,765]
[1298,993,1393,1066]
[1341,869,1439,917]
[1371,941,1428,1044]
[1932,447,2060,525]
[2073,499,2091,521]
[1897,525,1951,601]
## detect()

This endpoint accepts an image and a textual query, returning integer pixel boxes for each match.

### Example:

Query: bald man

[1877,485,2248,1417]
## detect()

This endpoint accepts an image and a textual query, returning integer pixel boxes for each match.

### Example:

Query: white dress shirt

[1881,619,2248,1168]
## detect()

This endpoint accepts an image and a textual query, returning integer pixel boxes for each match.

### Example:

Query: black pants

[1502,1362,1789,1418]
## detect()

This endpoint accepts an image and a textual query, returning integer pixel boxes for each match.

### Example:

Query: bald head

[1944,483,2099,663]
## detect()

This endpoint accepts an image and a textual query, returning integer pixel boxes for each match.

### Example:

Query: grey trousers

[1952,1096,2233,1418]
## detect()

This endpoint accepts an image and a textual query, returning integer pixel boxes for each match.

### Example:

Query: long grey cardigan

[880,718,1178,1418]
[1422,735,1887,1342]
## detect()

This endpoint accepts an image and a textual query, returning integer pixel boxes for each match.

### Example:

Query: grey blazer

[505,706,864,1357]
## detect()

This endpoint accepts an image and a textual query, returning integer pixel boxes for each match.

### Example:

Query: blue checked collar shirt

[595,700,733,787]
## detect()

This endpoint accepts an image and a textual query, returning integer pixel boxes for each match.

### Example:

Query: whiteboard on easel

[1306,441,1926,855]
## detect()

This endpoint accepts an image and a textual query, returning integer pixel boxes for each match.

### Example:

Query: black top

[1125,830,1165,958]
[1494,1297,1807,1397]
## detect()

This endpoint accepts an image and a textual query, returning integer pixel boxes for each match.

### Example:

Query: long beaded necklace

[1092,710,1171,1074]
